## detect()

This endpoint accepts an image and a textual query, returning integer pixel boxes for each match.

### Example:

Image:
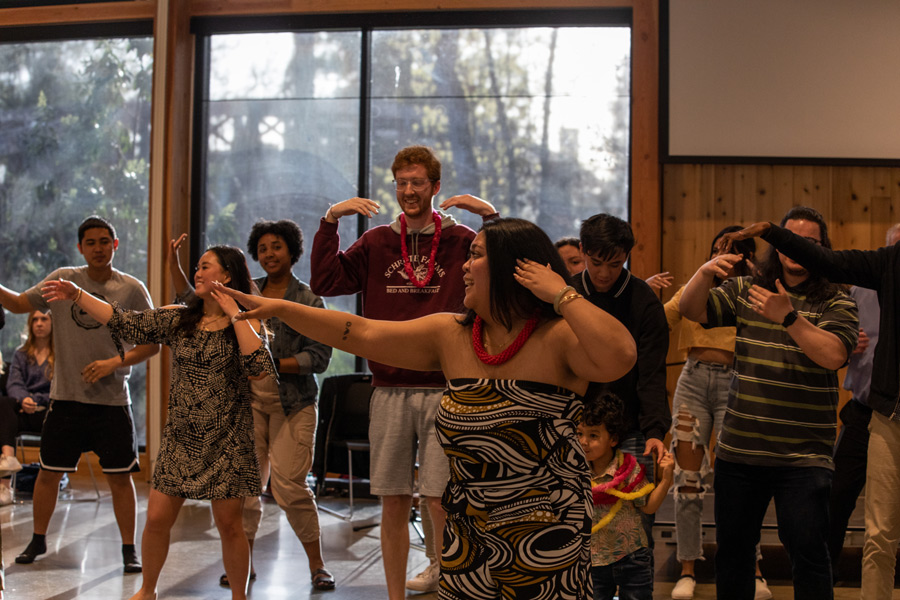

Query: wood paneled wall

[661,164,900,293]
[661,163,900,419]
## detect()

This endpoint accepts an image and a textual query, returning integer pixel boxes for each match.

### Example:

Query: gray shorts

[368,387,449,498]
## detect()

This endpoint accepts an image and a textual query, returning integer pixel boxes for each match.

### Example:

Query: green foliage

[0,37,154,440]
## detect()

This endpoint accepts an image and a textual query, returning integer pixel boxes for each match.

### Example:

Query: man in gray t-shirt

[0,215,159,573]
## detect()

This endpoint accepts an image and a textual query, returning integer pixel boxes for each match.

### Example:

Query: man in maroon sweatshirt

[310,145,497,598]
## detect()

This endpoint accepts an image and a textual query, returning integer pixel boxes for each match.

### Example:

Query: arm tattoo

[342,321,352,341]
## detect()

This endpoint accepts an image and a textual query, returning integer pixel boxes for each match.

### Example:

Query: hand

[211,282,278,321]
[643,437,666,461]
[699,254,743,281]
[42,279,80,303]
[512,259,569,304]
[168,233,187,267]
[210,283,242,319]
[326,198,380,223]
[657,449,675,480]
[715,222,770,253]
[439,194,497,217]
[82,358,116,384]
[645,272,673,291]
[853,329,870,355]
[748,280,794,323]
[21,397,38,414]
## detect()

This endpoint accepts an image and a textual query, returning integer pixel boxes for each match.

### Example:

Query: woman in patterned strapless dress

[43,246,275,600]
[214,217,637,599]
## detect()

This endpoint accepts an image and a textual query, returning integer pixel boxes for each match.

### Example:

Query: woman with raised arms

[217,217,636,600]
[43,246,275,600]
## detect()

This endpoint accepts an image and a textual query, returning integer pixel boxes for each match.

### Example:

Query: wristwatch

[781,309,799,328]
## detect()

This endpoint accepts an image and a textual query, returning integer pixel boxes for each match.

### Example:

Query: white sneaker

[406,561,439,593]
[0,455,22,476]
[755,576,773,600]
[0,485,13,506]
[671,574,696,599]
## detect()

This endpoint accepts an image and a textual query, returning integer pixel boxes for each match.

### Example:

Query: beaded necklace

[472,315,539,366]
[590,449,655,532]
[400,210,441,288]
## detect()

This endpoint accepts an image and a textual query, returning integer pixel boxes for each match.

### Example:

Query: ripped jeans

[670,358,731,562]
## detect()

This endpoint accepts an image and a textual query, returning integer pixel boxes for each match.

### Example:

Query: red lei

[400,210,441,288]
[591,451,648,505]
[472,315,539,366]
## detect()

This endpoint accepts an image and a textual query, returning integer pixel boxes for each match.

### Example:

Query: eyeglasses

[393,178,435,192]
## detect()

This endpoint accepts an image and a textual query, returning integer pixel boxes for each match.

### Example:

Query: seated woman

[0,309,54,505]
[214,217,637,599]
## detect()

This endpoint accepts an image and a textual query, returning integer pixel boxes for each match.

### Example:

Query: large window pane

[200,23,630,377]
[369,27,631,241]
[203,32,362,378]
[0,37,153,444]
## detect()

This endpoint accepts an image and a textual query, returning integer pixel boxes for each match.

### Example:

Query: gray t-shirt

[24,266,153,406]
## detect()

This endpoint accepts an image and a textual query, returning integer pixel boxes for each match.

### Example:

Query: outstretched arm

[513,260,636,383]
[439,194,497,218]
[716,222,771,254]
[0,283,35,314]
[324,197,380,224]
[213,283,446,372]
[43,279,113,324]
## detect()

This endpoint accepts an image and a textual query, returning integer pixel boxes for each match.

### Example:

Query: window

[197,14,630,376]
[0,35,153,443]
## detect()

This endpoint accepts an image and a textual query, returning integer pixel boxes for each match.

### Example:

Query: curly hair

[391,145,441,182]
[581,392,627,448]
[246,219,304,265]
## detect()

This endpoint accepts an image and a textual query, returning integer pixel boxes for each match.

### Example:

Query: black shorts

[40,400,140,474]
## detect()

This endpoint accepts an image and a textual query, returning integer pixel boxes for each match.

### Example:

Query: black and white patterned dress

[435,378,591,600]
[108,307,275,499]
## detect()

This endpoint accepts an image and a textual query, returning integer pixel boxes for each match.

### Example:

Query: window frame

[190,9,634,370]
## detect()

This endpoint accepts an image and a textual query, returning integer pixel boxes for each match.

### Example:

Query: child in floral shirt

[577,393,674,600]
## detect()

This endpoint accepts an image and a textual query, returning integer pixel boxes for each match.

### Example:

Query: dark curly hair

[246,219,304,265]
[391,145,441,182]
[581,392,627,448]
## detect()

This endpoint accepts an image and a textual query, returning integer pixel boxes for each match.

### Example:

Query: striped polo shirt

[706,276,859,469]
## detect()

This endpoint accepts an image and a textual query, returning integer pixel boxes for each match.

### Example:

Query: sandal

[311,567,336,591]
[219,571,256,587]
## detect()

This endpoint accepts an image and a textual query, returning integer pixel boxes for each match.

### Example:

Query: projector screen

[665,0,900,162]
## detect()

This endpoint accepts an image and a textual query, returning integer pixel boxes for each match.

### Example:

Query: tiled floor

[1,476,896,599]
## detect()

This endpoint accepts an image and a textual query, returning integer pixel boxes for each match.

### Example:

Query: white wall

[667,0,900,160]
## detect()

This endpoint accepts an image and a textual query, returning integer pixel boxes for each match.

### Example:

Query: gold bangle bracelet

[556,292,583,312]
[74,287,83,304]
[553,285,576,314]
